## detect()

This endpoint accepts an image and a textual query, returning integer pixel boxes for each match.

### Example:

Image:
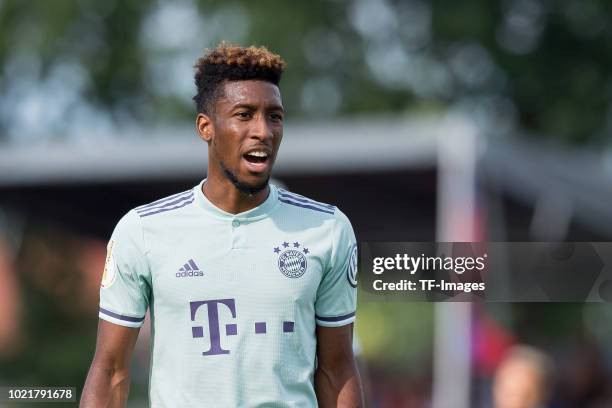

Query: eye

[270,113,284,122]
[235,111,253,119]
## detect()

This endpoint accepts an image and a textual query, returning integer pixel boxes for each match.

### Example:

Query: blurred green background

[0,0,610,144]
[1,1,612,407]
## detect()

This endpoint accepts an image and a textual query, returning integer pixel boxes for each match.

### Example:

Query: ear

[196,113,213,143]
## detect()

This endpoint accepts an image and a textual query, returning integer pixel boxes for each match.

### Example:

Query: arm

[315,324,364,408]
[80,320,140,408]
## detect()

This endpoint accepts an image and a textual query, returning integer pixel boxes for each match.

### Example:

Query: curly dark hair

[193,43,286,114]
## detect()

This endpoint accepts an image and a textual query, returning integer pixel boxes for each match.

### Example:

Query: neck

[202,174,269,214]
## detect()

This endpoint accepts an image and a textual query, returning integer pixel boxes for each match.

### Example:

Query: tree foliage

[0,0,610,144]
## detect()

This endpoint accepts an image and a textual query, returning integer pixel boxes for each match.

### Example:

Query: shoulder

[112,208,141,238]
[132,188,196,219]
[275,186,354,231]
[276,187,337,216]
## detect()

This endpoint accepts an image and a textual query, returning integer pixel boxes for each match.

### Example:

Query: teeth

[247,151,268,157]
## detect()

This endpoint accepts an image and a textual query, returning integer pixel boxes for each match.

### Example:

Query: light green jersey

[98,180,358,407]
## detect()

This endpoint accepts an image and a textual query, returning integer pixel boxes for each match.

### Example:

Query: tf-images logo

[273,241,309,278]
[177,259,204,277]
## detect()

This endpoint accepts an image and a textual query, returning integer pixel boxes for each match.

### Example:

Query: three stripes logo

[135,190,195,218]
[176,259,204,277]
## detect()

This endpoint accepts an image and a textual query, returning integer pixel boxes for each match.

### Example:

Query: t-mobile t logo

[190,298,237,356]
[190,298,295,356]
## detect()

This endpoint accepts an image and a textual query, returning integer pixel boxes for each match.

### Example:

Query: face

[197,80,284,194]
[493,360,544,408]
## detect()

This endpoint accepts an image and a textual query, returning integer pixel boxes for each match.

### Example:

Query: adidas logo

[176,259,204,277]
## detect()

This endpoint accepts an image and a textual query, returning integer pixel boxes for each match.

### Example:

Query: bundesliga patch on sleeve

[347,244,358,288]
[101,240,117,288]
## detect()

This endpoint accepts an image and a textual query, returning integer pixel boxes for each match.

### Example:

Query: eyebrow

[231,103,284,113]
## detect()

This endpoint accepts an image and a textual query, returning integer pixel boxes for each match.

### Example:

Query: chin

[238,177,270,195]
[222,165,270,195]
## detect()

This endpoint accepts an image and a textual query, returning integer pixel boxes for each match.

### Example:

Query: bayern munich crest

[274,241,308,278]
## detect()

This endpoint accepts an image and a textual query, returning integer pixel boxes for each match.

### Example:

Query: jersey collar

[193,179,279,221]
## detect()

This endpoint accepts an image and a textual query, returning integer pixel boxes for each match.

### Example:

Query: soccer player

[81,44,363,407]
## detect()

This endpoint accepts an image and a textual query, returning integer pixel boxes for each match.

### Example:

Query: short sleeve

[315,209,358,327]
[99,210,151,328]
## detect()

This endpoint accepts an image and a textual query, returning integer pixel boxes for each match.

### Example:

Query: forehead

[217,80,282,108]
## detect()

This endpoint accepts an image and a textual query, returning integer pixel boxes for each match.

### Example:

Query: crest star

[282,242,289,248]
[293,242,300,248]
[274,247,280,253]
[303,248,309,254]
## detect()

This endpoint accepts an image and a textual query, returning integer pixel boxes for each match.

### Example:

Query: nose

[250,114,274,142]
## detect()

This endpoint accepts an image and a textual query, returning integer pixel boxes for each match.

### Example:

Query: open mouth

[243,150,270,165]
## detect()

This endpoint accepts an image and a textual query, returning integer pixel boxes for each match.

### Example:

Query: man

[81,44,363,407]
[493,346,554,408]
